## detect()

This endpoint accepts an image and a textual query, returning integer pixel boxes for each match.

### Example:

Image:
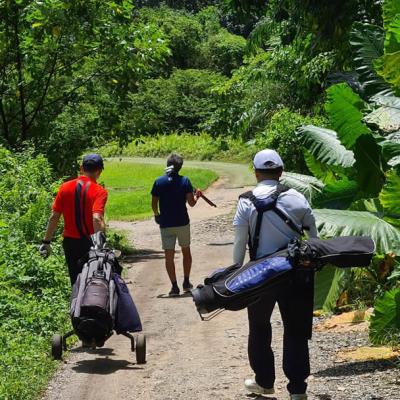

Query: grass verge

[100,159,219,221]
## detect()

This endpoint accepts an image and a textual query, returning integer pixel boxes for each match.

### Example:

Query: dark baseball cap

[82,153,104,170]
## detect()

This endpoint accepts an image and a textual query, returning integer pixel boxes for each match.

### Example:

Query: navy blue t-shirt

[151,174,194,228]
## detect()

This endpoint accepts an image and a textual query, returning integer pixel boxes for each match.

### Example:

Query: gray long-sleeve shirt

[233,179,318,265]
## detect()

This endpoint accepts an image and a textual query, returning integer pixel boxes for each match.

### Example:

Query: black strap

[74,181,85,239]
[81,181,91,236]
[239,184,303,260]
[74,180,91,239]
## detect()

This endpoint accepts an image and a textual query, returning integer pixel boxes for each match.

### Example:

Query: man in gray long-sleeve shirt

[233,149,317,400]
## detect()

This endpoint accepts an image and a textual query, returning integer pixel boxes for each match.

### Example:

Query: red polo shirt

[52,176,108,239]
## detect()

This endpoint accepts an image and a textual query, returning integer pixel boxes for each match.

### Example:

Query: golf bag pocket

[192,256,293,314]
[75,277,113,340]
[113,274,142,334]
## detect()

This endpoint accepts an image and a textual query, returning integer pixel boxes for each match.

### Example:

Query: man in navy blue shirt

[151,154,201,296]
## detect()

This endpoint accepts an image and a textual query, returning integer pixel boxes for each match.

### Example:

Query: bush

[100,132,256,162]
[255,108,327,173]
[122,69,227,136]
[199,29,247,75]
[0,147,71,400]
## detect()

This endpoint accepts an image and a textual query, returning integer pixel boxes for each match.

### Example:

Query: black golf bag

[70,233,123,343]
[70,248,120,343]
[191,236,375,316]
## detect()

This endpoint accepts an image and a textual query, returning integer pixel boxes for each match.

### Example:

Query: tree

[0,0,169,174]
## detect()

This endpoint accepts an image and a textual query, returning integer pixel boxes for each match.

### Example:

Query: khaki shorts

[160,224,191,250]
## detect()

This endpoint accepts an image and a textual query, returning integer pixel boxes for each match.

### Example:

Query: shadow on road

[246,395,277,400]
[72,358,143,374]
[157,292,192,299]
[71,347,116,356]
[314,359,396,377]
[122,248,165,263]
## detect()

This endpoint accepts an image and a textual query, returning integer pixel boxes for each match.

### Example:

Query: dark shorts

[62,237,92,285]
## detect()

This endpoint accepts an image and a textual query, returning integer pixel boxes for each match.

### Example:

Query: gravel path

[42,161,399,400]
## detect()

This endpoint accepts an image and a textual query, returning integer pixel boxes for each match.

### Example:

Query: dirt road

[43,161,399,400]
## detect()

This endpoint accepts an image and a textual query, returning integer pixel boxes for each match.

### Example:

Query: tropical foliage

[277,0,400,343]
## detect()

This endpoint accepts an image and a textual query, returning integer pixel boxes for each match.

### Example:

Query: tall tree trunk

[13,9,28,142]
[0,97,9,143]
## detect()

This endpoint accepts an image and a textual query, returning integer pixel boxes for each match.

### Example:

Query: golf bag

[70,246,120,343]
[191,236,375,316]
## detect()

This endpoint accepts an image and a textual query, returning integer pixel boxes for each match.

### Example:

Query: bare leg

[164,249,176,283]
[181,246,192,279]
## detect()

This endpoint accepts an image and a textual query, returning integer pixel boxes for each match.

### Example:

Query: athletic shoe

[182,280,193,292]
[244,378,274,395]
[290,394,307,400]
[169,285,180,297]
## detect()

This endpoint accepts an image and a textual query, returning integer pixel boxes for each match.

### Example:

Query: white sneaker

[244,378,274,395]
[290,394,307,400]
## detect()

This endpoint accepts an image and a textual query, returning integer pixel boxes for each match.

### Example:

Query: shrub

[0,147,71,400]
[100,132,256,163]
[122,69,227,136]
[199,29,247,75]
[255,108,327,173]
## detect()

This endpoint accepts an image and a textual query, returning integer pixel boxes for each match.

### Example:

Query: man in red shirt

[40,154,108,285]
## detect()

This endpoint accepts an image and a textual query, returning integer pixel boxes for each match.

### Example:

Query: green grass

[100,160,219,221]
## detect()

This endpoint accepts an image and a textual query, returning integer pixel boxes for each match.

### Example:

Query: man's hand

[39,241,51,258]
[154,214,161,225]
[194,188,203,199]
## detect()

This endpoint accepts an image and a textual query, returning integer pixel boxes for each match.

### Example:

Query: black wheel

[51,334,63,360]
[135,334,146,364]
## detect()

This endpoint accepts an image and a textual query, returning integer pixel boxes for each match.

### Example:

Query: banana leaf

[364,95,400,133]
[314,266,350,312]
[298,125,355,168]
[369,288,400,345]
[379,170,400,216]
[280,172,324,205]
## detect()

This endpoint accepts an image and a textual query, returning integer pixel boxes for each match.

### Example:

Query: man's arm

[303,208,318,238]
[233,225,248,266]
[43,211,61,241]
[152,195,159,216]
[93,213,106,233]
[232,198,250,265]
[186,192,198,207]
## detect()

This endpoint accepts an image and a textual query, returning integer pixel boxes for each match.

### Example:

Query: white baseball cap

[253,149,284,170]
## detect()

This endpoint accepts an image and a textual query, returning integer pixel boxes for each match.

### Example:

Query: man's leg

[63,237,92,285]
[278,272,313,395]
[164,249,177,283]
[282,333,309,395]
[181,246,192,278]
[247,292,277,389]
[177,224,192,291]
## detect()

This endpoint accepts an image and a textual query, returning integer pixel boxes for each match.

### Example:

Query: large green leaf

[353,134,385,197]
[375,15,400,92]
[380,170,400,215]
[304,150,337,184]
[315,179,359,209]
[380,131,400,161]
[382,0,400,29]
[280,172,324,205]
[314,208,400,254]
[314,266,350,312]
[326,83,372,150]
[369,288,400,345]
[350,22,389,98]
[298,125,355,168]
[364,95,400,133]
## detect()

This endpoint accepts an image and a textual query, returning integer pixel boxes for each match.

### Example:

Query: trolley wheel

[51,334,63,360]
[135,334,146,364]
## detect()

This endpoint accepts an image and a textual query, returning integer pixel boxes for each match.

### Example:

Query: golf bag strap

[75,180,91,239]
[239,184,302,260]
